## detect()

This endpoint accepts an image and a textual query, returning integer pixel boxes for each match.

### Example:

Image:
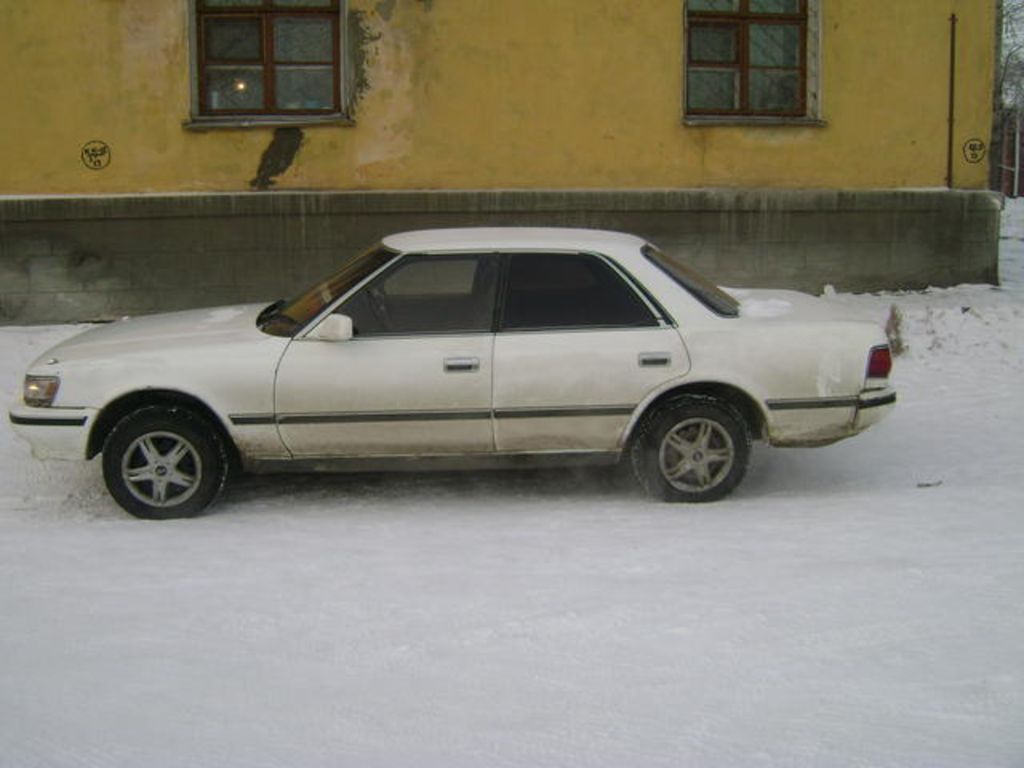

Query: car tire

[102,406,229,520]
[631,395,751,503]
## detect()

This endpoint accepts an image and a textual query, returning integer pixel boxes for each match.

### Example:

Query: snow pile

[822,276,1024,371]
[1,204,1023,767]
[738,296,793,318]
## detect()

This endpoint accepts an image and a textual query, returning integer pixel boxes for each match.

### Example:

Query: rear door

[492,251,689,453]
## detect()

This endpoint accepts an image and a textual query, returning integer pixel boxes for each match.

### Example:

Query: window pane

[750,24,800,67]
[750,69,800,111]
[688,0,739,11]
[687,68,738,111]
[342,256,497,336]
[690,25,736,63]
[205,18,262,61]
[206,66,264,110]
[204,0,261,6]
[750,0,801,13]
[381,259,478,297]
[502,254,656,330]
[274,17,333,62]
[274,0,334,6]
[275,66,334,109]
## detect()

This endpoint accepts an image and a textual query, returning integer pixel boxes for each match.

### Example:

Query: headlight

[24,375,60,407]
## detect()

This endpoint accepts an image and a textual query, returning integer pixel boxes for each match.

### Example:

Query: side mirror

[306,314,354,342]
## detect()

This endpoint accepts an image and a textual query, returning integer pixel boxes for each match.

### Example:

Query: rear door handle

[444,356,480,373]
[639,352,671,367]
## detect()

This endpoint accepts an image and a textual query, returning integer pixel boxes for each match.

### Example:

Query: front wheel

[102,406,229,519]
[631,396,751,503]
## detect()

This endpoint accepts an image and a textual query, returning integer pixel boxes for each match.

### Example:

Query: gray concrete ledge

[0,188,1001,220]
[0,188,1001,325]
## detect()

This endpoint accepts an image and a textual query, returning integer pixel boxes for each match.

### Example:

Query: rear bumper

[853,388,897,431]
[8,404,96,460]
[765,387,896,446]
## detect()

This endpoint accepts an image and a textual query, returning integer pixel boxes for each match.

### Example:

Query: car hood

[730,288,877,324]
[35,304,270,365]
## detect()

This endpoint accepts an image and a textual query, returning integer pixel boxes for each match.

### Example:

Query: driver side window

[339,254,497,336]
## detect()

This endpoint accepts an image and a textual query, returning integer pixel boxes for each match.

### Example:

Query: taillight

[866,345,892,379]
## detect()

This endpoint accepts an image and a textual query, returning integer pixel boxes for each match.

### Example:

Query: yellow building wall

[0,0,997,194]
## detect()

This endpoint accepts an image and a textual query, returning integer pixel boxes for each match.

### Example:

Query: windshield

[641,244,740,318]
[260,244,398,337]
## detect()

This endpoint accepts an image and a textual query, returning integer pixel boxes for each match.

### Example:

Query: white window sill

[183,114,354,131]
[684,115,827,128]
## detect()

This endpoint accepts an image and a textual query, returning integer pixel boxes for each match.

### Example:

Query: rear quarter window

[642,244,739,318]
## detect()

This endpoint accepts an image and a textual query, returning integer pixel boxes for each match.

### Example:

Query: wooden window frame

[685,0,809,120]
[189,0,350,128]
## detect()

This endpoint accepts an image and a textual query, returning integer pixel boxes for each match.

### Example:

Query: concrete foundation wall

[0,189,1001,325]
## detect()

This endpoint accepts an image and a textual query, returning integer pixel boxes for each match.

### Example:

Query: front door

[274,253,498,458]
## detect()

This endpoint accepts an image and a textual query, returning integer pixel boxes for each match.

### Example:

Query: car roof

[381,227,648,254]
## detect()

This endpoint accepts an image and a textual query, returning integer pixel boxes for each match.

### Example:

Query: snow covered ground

[2,205,1023,768]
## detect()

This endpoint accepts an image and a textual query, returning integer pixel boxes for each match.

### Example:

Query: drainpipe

[1016,110,1022,198]
[947,13,958,188]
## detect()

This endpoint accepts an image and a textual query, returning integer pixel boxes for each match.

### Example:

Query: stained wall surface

[0,0,998,194]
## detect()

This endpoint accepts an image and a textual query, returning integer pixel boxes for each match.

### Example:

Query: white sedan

[9,228,895,519]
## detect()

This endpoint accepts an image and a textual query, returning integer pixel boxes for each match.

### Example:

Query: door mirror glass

[306,313,354,342]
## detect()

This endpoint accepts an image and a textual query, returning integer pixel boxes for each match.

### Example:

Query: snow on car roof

[381,227,648,254]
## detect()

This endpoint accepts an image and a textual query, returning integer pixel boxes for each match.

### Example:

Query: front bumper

[8,404,97,460]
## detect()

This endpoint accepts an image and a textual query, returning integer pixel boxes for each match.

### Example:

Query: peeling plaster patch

[250,128,304,190]
[348,10,381,113]
[353,17,416,179]
[375,0,431,19]
[344,6,419,180]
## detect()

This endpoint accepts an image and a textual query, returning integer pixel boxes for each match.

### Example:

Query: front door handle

[444,356,480,373]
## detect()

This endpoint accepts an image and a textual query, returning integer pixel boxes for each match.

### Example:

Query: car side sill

[244,450,622,475]
[230,405,635,426]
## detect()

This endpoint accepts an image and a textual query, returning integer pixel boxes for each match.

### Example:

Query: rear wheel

[631,396,750,503]
[102,406,228,519]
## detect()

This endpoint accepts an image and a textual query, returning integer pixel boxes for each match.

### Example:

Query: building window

[192,0,347,124]
[685,0,816,121]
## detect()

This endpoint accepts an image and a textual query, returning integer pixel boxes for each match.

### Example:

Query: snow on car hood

[730,288,876,324]
[33,304,269,365]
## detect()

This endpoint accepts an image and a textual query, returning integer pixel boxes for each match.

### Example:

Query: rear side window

[501,252,658,331]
